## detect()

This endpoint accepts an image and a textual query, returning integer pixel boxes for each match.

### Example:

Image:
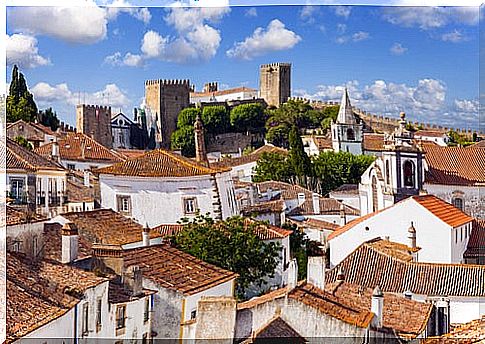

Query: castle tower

[331,88,363,155]
[76,104,112,148]
[194,114,208,166]
[259,63,291,107]
[381,112,424,203]
[203,82,218,93]
[144,79,190,149]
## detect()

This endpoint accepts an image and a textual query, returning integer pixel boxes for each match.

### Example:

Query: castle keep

[259,63,291,107]
[76,104,112,148]
[145,79,190,149]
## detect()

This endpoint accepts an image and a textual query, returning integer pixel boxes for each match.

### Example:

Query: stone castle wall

[260,63,291,107]
[76,104,112,148]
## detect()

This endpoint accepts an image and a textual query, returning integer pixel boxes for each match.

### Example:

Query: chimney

[339,203,347,226]
[132,266,143,296]
[61,222,79,264]
[403,290,413,300]
[297,193,306,206]
[336,267,345,281]
[287,258,298,289]
[51,139,60,162]
[194,114,208,166]
[307,255,325,290]
[408,221,416,249]
[371,286,384,328]
[83,171,90,187]
[142,223,150,247]
[312,193,320,215]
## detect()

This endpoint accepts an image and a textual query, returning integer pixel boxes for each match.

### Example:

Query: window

[116,305,126,330]
[183,197,198,215]
[96,298,102,331]
[403,160,415,188]
[452,198,464,211]
[346,128,355,141]
[82,303,89,336]
[10,178,24,200]
[67,163,76,170]
[144,297,150,323]
[190,310,197,320]
[117,195,132,215]
[385,160,390,185]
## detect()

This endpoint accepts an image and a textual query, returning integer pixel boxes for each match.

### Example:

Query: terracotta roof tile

[431,315,485,343]
[96,148,227,177]
[6,206,45,226]
[413,195,473,228]
[288,197,360,217]
[330,183,359,195]
[108,280,156,304]
[464,219,485,259]
[114,148,147,160]
[121,244,237,295]
[6,138,65,172]
[363,133,386,151]
[210,145,288,169]
[424,143,485,186]
[241,199,285,215]
[292,218,340,232]
[326,238,485,297]
[253,316,305,341]
[66,179,95,203]
[414,130,447,138]
[237,286,289,310]
[35,132,124,163]
[42,223,92,262]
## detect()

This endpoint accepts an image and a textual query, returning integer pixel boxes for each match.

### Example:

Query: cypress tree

[288,125,312,187]
[7,65,38,122]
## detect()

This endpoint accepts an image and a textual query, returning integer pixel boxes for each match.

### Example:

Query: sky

[5,4,482,131]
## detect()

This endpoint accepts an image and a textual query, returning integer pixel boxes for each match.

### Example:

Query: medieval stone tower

[145,79,190,149]
[259,63,291,107]
[76,104,112,148]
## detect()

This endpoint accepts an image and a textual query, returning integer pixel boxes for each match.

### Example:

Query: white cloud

[141,30,168,58]
[390,42,408,55]
[335,6,351,19]
[31,82,131,109]
[104,51,144,67]
[6,34,50,69]
[441,29,467,43]
[381,7,480,30]
[299,6,318,23]
[336,23,347,34]
[226,19,301,60]
[352,31,370,42]
[164,6,229,32]
[245,7,258,17]
[454,99,478,113]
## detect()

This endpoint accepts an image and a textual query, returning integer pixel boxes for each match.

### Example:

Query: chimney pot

[371,286,384,328]
[142,223,150,247]
[307,255,325,290]
[61,222,79,264]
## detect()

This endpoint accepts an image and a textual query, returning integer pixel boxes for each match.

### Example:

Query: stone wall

[76,104,112,148]
[260,63,291,107]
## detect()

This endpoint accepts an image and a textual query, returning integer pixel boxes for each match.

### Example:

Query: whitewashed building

[328,195,474,267]
[96,149,239,227]
[414,130,450,146]
[190,84,258,103]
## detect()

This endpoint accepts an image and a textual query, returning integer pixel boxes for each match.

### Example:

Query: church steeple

[336,88,357,124]
[194,114,208,166]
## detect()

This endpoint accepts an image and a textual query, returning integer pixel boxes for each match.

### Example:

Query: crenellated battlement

[76,104,111,111]
[260,62,291,69]
[145,79,191,87]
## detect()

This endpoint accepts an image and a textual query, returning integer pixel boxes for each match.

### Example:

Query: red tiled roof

[66,179,95,203]
[6,138,65,172]
[252,316,305,341]
[363,133,386,151]
[42,223,92,262]
[288,197,360,217]
[6,206,45,226]
[114,148,147,160]
[412,195,473,228]
[96,148,228,177]
[210,145,288,169]
[414,130,447,138]
[464,219,485,259]
[297,218,340,232]
[122,244,237,295]
[424,143,485,186]
[330,184,359,196]
[35,132,124,163]
[241,199,285,215]
[430,315,485,343]
[326,238,485,297]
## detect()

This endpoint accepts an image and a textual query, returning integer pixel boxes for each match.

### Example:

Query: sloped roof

[363,133,386,152]
[464,219,485,259]
[241,199,285,215]
[96,148,227,177]
[252,316,306,342]
[210,145,288,169]
[122,244,237,295]
[6,206,45,226]
[6,138,65,172]
[336,88,357,125]
[288,197,360,217]
[326,238,485,297]
[35,132,124,163]
[424,143,485,186]
[414,130,447,138]
[429,315,485,343]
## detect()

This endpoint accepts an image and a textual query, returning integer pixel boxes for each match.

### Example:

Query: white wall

[329,198,469,266]
[425,184,485,219]
[62,159,113,172]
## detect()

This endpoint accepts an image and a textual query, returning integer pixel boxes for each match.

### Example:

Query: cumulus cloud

[292,78,478,128]
[31,82,131,109]
[226,19,301,60]
[381,7,480,30]
[441,29,467,43]
[299,6,319,23]
[390,42,408,55]
[6,34,50,69]
[245,7,258,17]
[104,51,144,67]
[335,6,351,19]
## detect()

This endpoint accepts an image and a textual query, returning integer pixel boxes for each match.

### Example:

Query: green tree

[230,103,266,133]
[171,126,195,157]
[38,107,60,131]
[265,123,291,148]
[170,215,281,299]
[7,65,38,123]
[202,106,230,134]
[14,136,32,150]
[177,108,201,128]
[288,126,312,187]
[253,152,293,183]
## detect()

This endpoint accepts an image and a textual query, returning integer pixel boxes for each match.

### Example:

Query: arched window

[452,197,464,211]
[403,160,415,188]
[347,128,355,141]
[385,160,390,185]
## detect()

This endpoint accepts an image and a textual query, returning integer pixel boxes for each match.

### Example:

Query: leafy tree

[230,103,266,133]
[253,152,293,183]
[202,106,230,134]
[170,215,281,299]
[266,123,291,148]
[288,126,312,187]
[177,108,201,128]
[7,65,38,123]
[171,126,195,157]
[447,130,475,147]
[14,136,32,150]
[38,107,60,131]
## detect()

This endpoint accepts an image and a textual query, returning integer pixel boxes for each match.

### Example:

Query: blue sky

[6,5,481,130]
